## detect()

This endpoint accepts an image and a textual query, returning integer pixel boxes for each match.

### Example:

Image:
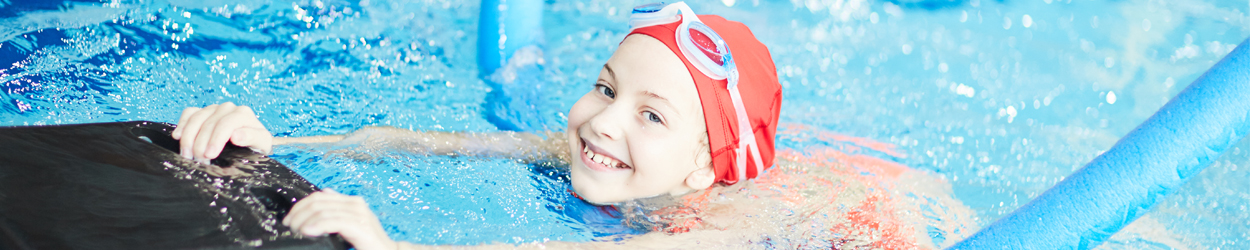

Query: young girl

[172,2,971,249]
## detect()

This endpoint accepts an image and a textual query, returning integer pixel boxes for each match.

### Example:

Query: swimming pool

[3,0,1248,248]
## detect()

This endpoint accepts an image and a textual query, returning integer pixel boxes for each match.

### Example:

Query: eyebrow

[642,91,681,116]
[603,63,616,80]
[642,91,670,102]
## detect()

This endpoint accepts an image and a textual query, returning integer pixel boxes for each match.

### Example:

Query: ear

[684,165,716,190]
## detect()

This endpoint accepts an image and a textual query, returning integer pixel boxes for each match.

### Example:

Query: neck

[613,188,711,232]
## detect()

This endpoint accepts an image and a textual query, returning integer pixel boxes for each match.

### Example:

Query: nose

[587,104,626,141]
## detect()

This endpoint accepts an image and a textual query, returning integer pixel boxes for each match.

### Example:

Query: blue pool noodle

[950,38,1250,249]
[478,0,556,132]
[478,0,544,75]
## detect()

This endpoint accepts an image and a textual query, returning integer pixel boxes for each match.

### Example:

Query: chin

[568,170,622,205]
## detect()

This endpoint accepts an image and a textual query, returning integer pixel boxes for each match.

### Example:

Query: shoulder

[676,157,975,248]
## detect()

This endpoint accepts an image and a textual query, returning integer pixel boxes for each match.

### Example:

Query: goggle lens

[688,27,725,66]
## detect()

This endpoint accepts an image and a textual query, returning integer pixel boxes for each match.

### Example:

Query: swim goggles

[630,2,764,181]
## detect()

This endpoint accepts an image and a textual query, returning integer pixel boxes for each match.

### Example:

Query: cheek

[567,93,598,130]
[631,133,700,176]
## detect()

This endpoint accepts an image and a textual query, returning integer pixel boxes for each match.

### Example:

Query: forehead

[606,35,700,107]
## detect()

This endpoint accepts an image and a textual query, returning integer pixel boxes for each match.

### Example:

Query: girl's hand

[284,190,398,250]
[171,102,273,160]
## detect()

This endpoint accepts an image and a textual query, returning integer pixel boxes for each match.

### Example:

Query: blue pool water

[3,0,1250,248]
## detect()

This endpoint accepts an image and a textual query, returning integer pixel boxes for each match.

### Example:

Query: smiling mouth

[581,139,632,170]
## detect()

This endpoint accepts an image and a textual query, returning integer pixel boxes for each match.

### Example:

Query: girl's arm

[174,103,569,163]
[279,126,569,163]
[290,190,755,250]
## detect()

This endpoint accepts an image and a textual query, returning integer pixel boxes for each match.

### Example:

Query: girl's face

[566,35,714,205]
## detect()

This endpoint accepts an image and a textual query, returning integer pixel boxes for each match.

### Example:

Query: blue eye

[596,84,616,98]
[644,111,662,123]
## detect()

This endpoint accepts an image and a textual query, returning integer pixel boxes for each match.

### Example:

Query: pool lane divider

[949,38,1250,249]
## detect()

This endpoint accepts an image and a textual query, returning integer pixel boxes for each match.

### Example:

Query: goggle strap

[671,2,702,27]
[749,138,764,177]
[728,82,762,181]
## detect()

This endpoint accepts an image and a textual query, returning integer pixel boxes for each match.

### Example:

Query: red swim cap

[627,15,782,185]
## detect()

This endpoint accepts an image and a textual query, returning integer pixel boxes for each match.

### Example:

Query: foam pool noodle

[478,0,559,132]
[949,38,1250,249]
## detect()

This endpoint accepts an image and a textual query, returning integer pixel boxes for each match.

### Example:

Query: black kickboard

[0,121,348,250]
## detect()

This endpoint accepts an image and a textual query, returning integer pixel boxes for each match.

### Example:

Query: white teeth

[600,156,619,168]
[582,143,628,169]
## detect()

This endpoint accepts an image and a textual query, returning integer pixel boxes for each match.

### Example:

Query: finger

[294,199,376,237]
[172,107,202,140]
[203,113,251,159]
[285,191,362,228]
[223,127,273,155]
[285,191,335,227]
[192,103,237,160]
[178,104,220,159]
[295,209,359,237]
[234,106,273,154]
[287,199,360,233]
[283,192,389,249]
[292,209,334,236]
